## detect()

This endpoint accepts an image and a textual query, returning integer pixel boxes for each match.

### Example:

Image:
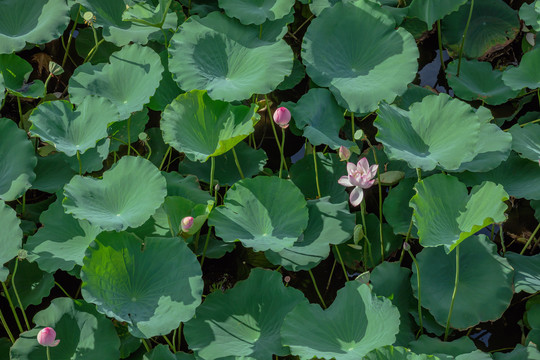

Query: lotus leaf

[144,345,196,360]
[442,0,520,59]
[108,109,149,152]
[0,118,36,201]
[218,0,295,25]
[409,335,477,357]
[25,196,102,273]
[9,297,121,360]
[168,12,293,101]
[184,268,306,359]
[192,233,235,259]
[277,57,305,90]
[82,232,203,338]
[147,127,169,167]
[509,124,540,162]
[60,138,111,174]
[411,235,514,330]
[162,172,213,203]
[265,197,355,271]
[0,0,70,54]
[75,27,122,65]
[410,174,508,252]
[249,12,295,42]
[364,346,432,360]
[519,1,540,32]
[209,176,309,252]
[493,344,540,360]
[309,0,354,17]
[163,196,213,237]
[69,44,164,120]
[526,303,540,346]
[0,200,22,281]
[393,84,436,111]
[122,0,174,26]
[31,154,77,193]
[503,47,540,91]
[0,53,44,98]
[408,0,467,26]
[281,281,400,360]
[302,1,418,113]
[506,252,540,294]
[6,260,54,308]
[162,90,259,162]
[63,156,167,231]
[147,51,183,112]
[382,178,418,237]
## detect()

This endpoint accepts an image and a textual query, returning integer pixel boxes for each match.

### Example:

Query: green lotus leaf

[108,109,149,152]
[0,53,45,98]
[82,232,203,338]
[0,200,22,281]
[0,73,4,103]
[9,297,120,360]
[442,0,519,59]
[408,0,467,26]
[184,268,306,359]
[533,200,540,222]
[25,196,101,273]
[163,196,213,237]
[527,303,540,347]
[31,154,77,193]
[447,60,520,105]
[364,346,433,360]
[192,232,235,259]
[302,1,418,113]
[277,57,305,90]
[520,1,540,32]
[409,335,477,357]
[69,44,164,120]
[63,156,167,231]
[75,27,122,65]
[148,51,183,112]
[78,0,178,46]
[162,172,213,203]
[506,252,540,294]
[509,124,540,162]
[122,0,173,26]
[375,94,483,171]
[144,345,196,360]
[29,97,119,157]
[218,0,295,25]
[0,0,70,54]
[168,12,293,101]
[0,118,36,201]
[178,142,267,185]
[147,127,169,167]
[411,235,514,330]
[393,84,436,111]
[493,344,540,360]
[251,12,295,42]
[265,197,355,271]
[309,0,354,17]
[502,47,540,90]
[161,90,259,162]
[382,178,418,237]
[6,260,54,308]
[282,281,400,360]
[60,138,110,174]
[410,174,508,252]
[282,88,355,149]
[209,176,309,252]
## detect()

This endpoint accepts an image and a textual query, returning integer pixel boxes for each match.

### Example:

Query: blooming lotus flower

[273,107,291,129]
[181,216,194,233]
[338,146,351,161]
[338,157,378,206]
[37,327,60,347]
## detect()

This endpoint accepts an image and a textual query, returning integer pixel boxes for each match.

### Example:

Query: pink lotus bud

[37,327,60,347]
[338,146,351,161]
[273,107,291,129]
[181,216,194,233]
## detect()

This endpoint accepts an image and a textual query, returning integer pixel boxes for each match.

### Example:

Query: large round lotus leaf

[509,124,540,162]
[409,335,477,357]
[446,60,520,105]
[281,281,400,360]
[148,51,183,112]
[25,196,101,273]
[410,174,508,253]
[282,88,355,150]
[7,260,54,309]
[9,297,120,360]
[0,118,36,201]
[161,90,259,162]
[520,1,540,32]
[63,156,167,231]
[302,1,418,113]
[29,97,119,157]
[31,154,77,193]
[494,344,540,360]
[375,94,482,171]
[178,142,267,186]
[0,0,70,54]
[184,268,306,360]
[144,345,196,360]
[209,176,308,252]
[77,0,178,46]
[69,44,164,120]
[382,178,418,237]
[411,235,514,330]
[218,0,295,25]
[0,53,45,98]
[168,12,293,101]
[506,252,540,294]
[0,200,22,281]
[309,0,354,17]
[82,232,203,338]
[441,0,519,59]
[408,0,467,26]
[264,197,355,271]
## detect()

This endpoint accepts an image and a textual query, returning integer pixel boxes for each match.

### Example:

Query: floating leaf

[509,124,540,162]
[63,156,167,231]
[82,232,203,338]
[502,47,540,90]
[218,0,295,25]
[408,0,467,26]
[0,201,22,281]
[7,260,54,309]
[506,252,540,294]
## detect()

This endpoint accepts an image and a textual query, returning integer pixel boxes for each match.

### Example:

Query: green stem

[47,346,51,360]
[444,245,460,341]
[312,145,321,198]
[127,117,132,156]
[142,339,151,352]
[17,96,23,128]
[325,260,336,291]
[1,281,23,333]
[54,281,73,299]
[43,73,53,98]
[350,112,354,138]
[83,37,104,64]
[12,260,30,330]
[209,156,215,196]
[437,20,445,71]
[308,269,327,308]
[259,24,262,39]
[365,139,384,261]
[279,128,286,178]
[231,147,245,179]
[76,150,82,175]
[499,224,506,255]
[265,95,288,174]
[334,245,349,282]
[159,146,172,170]
[399,216,414,264]
[162,335,175,353]
[177,323,183,352]
[110,137,142,156]
[0,308,14,343]
[62,5,81,67]
[292,14,314,36]
[360,202,374,267]
[456,0,474,77]
[22,193,26,217]
[407,248,423,337]
[520,222,540,255]
[200,230,212,268]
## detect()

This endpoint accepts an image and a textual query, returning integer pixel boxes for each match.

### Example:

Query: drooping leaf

[218,0,295,25]
[408,0,467,26]
[0,53,45,98]
[0,200,22,281]
[506,252,540,294]
[502,47,540,90]
[509,124,540,162]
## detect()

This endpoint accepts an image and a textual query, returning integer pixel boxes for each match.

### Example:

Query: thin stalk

[399,216,415,263]
[456,0,474,77]
[17,96,23,128]
[520,222,540,255]
[144,140,152,159]
[110,137,142,156]
[60,36,78,67]
[279,128,286,178]
[200,230,212,268]
[177,323,183,352]
[83,38,105,64]
[292,14,314,36]
[312,146,321,198]
[62,5,81,67]
[499,224,506,255]
[1,281,23,332]
[334,245,349,281]
[325,260,336,291]
[47,346,51,360]
[43,73,53,97]
[209,156,215,196]
[437,20,445,71]
[231,147,245,179]
[22,193,26,216]
[12,260,30,330]
[76,150,82,175]
[162,335,175,353]
[159,146,172,170]
[54,281,73,299]
[127,117,132,155]
[365,139,384,260]
[0,308,14,343]
[142,339,151,352]
[406,247,423,337]
[350,112,355,138]
[259,24,262,39]
[308,269,327,308]
[265,95,288,173]
[444,245,460,341]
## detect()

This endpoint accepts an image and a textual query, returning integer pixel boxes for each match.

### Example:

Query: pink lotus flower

[338,158,378,207]
[273,107,291,129]
[181,216,194,233]
[338,146,351,161]
[37,327,60,347]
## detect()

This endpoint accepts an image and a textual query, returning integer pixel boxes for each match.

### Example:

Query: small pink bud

[284,276,291,283]
[338,146,351,161]
[37,327,60,347]
[403,242,411,251]
[273,107,291,129]
[181,217,194,233]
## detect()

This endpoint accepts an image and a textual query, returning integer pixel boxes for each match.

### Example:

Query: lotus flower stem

[0,281,23,333]
[365,139,384,261]
[520,222,540,255]
[499,223,506,255]
[265,95,289,175]
[46,346,51,360]
[0,308,14,343]
[12,260,30,330]
[127,117,132,155]
[200,230,212,268]
[17,96,23,129]
[312,146,322,198]
[399,216,414,264]
[437,20,445,71]
[162,335,175,353]
[279,128,286,178]
[76,150,82,175]
[54,282,73,299]
[308,269,327,309]
[325,260,336,291]
[360,202,374,267]
[292,14,314,37]
[209,157,215,196]
[333,245,349,282]
[142,338,151,352]
[159,146,171,170]
[231,147,245,179]
[404,244,423,337]
[444,245,460,341]
[350,112,355,137]
[62,5,82,68]
[456,0,474,77]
